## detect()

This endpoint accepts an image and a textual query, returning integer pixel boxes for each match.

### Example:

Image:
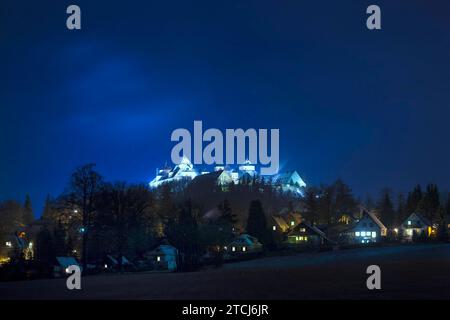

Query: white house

[146,245,178,271]
[349,210,387,244]
[224,234,263,259]
[400,213,433,241]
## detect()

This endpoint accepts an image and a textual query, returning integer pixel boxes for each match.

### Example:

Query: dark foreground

[1,244,450,300]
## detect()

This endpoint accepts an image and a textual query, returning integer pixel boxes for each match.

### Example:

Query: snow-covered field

[1,244,449,299]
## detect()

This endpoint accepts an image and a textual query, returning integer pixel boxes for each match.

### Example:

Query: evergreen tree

[333,179,357,223]
[396,193,406,226]
[377,189,395,228]
[418,184,440,222]
[42,195,56,222]
[437,206,448,242]
[364,194,376,211]
[166,200,200,271]
[246,200,271,245]
[218,199,237,230]
[406,184,422,214]
[23,194,34,225]
[302,187,319,224]
[446,193,450,216]
[35,227,55,265]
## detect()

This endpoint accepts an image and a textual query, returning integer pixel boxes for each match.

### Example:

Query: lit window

[355,232,360,237]
[5,241,12,247]
[361,231,366,237]
[223,246,227,250]
[104,264,108,269]
[290,221,295,226]
[157,256,161,262]
[300,228,306,232]
[242,246,246,252]
[371,231,376,238]
[304,236,308,241]
[361,240,365,244]
[299,236,303,241]
[272,225,276,231]
[232,246,236,252]
[407,221,412,225]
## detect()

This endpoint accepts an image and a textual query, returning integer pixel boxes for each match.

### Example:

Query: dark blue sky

[1,1,450,216]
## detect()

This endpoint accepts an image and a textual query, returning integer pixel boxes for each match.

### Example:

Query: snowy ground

[1,244,450,299]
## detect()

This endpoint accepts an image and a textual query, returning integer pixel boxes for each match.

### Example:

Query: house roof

[149,245,178,256]
[288,222,336,244]
[352,208,387,230]
[403,212,432,227]
[285,212,302,224]
[229,234,262,246]
[271,215,290,230]
[365,210,387,231]
[191,170,226,184]
[192,170,232,183]
[274,170,306,187]
[56,257,79,268]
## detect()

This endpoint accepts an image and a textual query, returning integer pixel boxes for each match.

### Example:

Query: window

[371,231,376,238]
[355,232,360,237]
[304,236,308,241]
[232,246,236,252]
[300,228,306,232]
[407,220,412,225]
[156,256,161,262]
[361,231,366,237]
[272,225,276,231]
[290,221,295,226]
[406,229,413,236]
[242,246,247,252]
[299,236,304,241]
[5,241,12,247]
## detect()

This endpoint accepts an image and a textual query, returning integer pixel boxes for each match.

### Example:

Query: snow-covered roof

[274,170,306,187]
[403,212,432,227]
[56,257,79,268]
[150,245,178,256]
[106,255,132,265]
[364,210,387,231]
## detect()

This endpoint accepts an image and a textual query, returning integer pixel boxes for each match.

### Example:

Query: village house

[344,209,387,244]
[270,214,290,233]
[224,234,263,260]
[145,245,178,272]
[284,212,302,229]
[285,222,334,247]
[400,212,434,241]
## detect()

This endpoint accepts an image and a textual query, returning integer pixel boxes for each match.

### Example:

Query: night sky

[1,1,450,216]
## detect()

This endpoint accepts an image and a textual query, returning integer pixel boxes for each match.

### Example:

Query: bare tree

[63,164,103,271]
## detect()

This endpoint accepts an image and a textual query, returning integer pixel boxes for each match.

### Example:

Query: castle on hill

[149,157,306,196]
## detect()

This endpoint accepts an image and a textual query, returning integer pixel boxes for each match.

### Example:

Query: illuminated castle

[149,157,306,195]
